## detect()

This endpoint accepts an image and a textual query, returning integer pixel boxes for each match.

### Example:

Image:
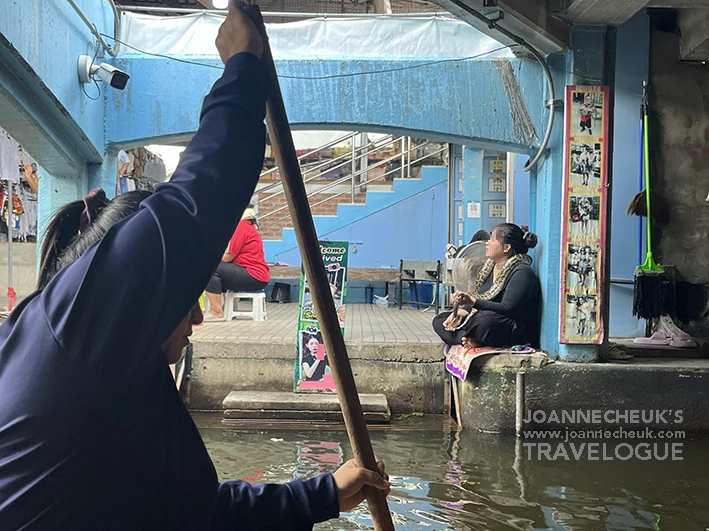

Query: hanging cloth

[0,128,20,183]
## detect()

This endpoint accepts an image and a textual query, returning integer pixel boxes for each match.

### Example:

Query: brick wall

[256,190,366,240]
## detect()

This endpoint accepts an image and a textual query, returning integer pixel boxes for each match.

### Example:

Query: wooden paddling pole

[240,4,394,530]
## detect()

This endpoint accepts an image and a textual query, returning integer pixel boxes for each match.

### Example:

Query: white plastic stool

[224,291,267,321]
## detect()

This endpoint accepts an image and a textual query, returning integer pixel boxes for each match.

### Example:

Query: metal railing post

[351,136,356,202]
[400,137,406,180]
[406,137,411,179]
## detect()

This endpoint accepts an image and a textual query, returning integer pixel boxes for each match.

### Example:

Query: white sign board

[467,201,481,218]
[488,177,506,193]
[488,203,507,219]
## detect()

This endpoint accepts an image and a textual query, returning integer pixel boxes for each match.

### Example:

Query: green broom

[632,81,666,319]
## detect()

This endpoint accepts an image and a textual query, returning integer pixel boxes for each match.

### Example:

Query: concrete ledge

[222,392,391,423]
[223,391,389,413]
[189,339,445,413]
[460,359,709,434]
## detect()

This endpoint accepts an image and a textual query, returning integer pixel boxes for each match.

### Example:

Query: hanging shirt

[227,219,271,283]
[117,149,132,176]
[0,128,20,183]
[0,53,338,530]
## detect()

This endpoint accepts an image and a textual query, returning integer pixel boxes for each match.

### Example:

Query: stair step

[222,391,391,423]
[613,339,705,359]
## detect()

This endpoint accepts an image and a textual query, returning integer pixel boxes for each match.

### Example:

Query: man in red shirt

[205,206,270,320]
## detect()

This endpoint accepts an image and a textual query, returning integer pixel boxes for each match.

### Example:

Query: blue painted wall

[609,11,648,338]
[107,56,545,152]
[275,181,448,269]
[0,0,112,158]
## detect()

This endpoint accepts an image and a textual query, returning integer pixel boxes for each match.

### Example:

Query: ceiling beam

[678,8,709,61]
[648,0,709,6]
[561,0,649,24]
[431,0,570,55]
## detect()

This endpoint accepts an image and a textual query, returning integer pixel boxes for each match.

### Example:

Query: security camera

[78,55,130,90]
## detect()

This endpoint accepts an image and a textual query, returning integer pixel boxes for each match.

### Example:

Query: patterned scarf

[449,253,532,330]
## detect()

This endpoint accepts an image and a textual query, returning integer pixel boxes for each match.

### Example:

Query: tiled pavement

[192,302,441,344]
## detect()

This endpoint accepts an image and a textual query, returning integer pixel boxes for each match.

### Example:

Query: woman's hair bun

[522,230,538,249]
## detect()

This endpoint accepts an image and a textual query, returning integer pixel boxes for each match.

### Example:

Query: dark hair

[469,230,490,244]
[493,223,538,255]
[38,191,152,290]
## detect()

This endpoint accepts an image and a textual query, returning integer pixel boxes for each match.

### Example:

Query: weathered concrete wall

[188,339,445,413]
[460,356,709,433]
[649,13,709,334]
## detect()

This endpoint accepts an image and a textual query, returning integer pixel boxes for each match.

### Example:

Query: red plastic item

[7,286,16,312]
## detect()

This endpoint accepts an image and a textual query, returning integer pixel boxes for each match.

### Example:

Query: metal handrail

[256,134,399,203]
[257,139,413,220]
[266,145,447,227]
[260,131,357,180]
[259,142,448,223]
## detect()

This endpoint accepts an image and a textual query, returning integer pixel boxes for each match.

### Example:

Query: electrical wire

[82,40,102,101]
[442,0,556,171]
[98,33,520,79]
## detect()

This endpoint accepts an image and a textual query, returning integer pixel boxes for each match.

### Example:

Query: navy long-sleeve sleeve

[0,53,338,531]
[213,475,339,530]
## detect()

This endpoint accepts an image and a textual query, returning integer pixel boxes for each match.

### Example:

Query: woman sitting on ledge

[433,223,541,349]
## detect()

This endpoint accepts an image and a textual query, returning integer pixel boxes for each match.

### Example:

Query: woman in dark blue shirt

[0,6,388,530]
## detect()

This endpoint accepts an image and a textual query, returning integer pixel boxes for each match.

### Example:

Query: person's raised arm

[42,5,269,363]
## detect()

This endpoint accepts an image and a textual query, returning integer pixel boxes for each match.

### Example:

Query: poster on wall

[294,241,349,392]
[560,85,609,344]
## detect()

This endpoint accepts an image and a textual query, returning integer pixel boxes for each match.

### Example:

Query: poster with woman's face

[294,242,348,393]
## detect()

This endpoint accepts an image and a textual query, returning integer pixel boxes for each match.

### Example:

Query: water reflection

[200,427,709,530]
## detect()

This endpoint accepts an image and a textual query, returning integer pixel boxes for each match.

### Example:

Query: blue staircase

[264,166,447,262]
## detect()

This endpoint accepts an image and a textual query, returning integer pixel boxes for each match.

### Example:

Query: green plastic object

[638,82,663,273]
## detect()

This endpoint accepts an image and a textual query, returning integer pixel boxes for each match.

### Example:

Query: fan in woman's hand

[451,241,489,295]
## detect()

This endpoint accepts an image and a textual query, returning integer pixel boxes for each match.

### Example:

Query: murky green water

[199,420,709,530]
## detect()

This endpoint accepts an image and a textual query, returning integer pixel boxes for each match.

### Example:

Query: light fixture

[212,0,229,9]
[78,55,130,91]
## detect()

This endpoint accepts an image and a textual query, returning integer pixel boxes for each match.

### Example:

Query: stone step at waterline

[222,391,391,423]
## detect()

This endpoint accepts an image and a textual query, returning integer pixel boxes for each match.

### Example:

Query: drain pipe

[445,1,556,172]
[515,370,525,438]
[66,0,116,57]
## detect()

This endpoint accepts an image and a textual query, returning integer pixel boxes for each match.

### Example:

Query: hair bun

[522,230,538,249]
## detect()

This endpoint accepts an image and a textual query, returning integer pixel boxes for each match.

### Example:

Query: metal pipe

[107,0,121,54]
[515,370,525,438]
[7,179,12,291]
[115,6,448,18]
[444,0,554,172]
[66,0,116,57]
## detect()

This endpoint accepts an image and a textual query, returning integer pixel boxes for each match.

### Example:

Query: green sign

[294,241,349,393]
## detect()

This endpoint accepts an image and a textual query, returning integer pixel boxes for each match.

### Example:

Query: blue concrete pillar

[462,146,484,243]
[37,166,88,251]
[88,151,118,199]
[534,50,597,362]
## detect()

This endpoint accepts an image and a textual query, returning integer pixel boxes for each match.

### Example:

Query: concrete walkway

[192,302,440,344]
[189,303,445,413]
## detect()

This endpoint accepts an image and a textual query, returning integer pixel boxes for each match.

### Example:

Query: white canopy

[119,13,513,60]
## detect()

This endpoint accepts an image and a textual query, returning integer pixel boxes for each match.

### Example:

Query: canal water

[197,416,708,530]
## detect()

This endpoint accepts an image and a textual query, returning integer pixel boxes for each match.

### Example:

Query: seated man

[433,223,541,349]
